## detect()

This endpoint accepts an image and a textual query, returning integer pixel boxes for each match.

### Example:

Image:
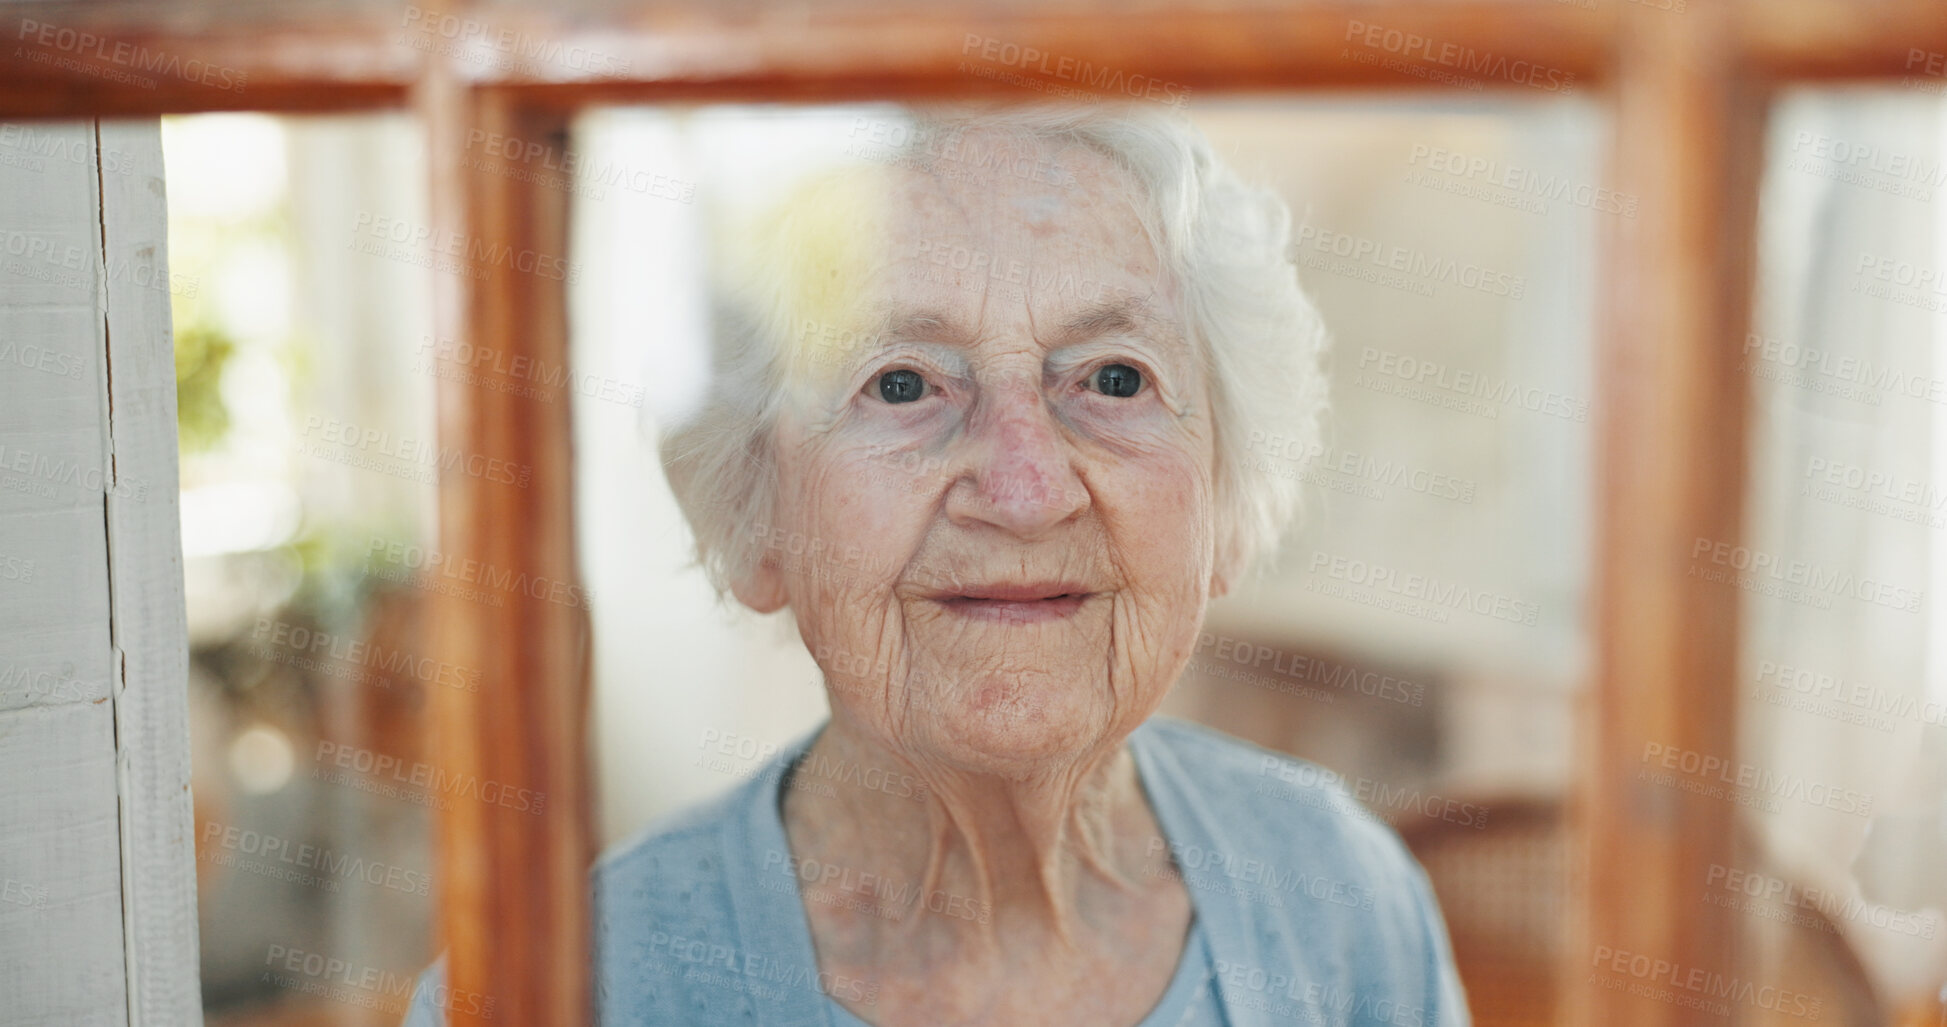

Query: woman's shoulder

[597,724,820,895]
[593,758,795,933]
[1136,717,1470,1023]
[596,786,747,891]
[1134,716,1430,888]
[589,764,801,1024]
[1137,716,1374,812]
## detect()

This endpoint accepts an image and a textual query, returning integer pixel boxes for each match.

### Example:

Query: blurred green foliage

[174,321,235,455]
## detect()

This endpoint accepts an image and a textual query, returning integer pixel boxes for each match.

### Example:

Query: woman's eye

[876,369,927,404]
[1089,363,1143,398]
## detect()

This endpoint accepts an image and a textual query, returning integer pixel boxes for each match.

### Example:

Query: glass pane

[1734,87,1947,1026]
[165,112,442,1026]
[572,96,1598,1026]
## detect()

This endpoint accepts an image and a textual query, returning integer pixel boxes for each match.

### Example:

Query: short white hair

[660,103,1329,600]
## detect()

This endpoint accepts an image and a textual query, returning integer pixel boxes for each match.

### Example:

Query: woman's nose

[943,383,1090,539]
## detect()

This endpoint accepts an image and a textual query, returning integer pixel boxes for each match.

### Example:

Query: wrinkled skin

[735,129,1232,1025]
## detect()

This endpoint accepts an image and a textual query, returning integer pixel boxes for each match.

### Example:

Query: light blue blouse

[823,913,1228,1027]
[406,717,1469,1026]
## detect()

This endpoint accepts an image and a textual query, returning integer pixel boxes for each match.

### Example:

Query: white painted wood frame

[0,119,200,1027]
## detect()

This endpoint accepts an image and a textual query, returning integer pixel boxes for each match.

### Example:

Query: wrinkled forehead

[890,129,1155,247]
[888,132,1165,289]
[766,129,1180,383]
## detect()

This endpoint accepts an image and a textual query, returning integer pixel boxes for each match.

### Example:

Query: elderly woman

[409,105,1466,1026]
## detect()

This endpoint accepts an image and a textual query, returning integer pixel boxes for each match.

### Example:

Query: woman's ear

[1208,566,1234,600]
[1209,534,1246,600]
[730,557,789,614]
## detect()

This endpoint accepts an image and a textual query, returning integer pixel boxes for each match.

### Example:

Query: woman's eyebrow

[1052,301,1161,345]
[876,309,978,345]
[859,300,1168,351]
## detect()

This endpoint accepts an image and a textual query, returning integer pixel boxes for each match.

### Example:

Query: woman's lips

[934,588,1092,623]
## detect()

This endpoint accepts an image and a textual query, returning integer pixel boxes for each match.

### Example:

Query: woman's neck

[779,715,1196,1024]
[778,713,1180,949]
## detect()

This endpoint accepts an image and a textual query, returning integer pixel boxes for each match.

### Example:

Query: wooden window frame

[5,1,1940,1022]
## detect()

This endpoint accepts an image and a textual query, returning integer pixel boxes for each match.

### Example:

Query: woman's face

[741,131,1220,775]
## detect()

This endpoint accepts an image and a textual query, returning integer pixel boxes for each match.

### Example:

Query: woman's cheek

[1096,447,1216,578]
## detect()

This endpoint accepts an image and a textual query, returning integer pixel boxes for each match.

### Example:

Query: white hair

[660,103,1329,600]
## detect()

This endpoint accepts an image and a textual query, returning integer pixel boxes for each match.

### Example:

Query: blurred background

[156,113,441,1024]
[149,89,1947,1025]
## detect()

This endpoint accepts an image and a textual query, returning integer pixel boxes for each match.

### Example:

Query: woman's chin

[906,684,1120,779]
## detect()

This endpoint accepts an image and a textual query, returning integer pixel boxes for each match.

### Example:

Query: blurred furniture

[1398,798,1566,1027]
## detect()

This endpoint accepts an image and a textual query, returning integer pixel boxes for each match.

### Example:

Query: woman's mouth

[935,585,1093,623]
